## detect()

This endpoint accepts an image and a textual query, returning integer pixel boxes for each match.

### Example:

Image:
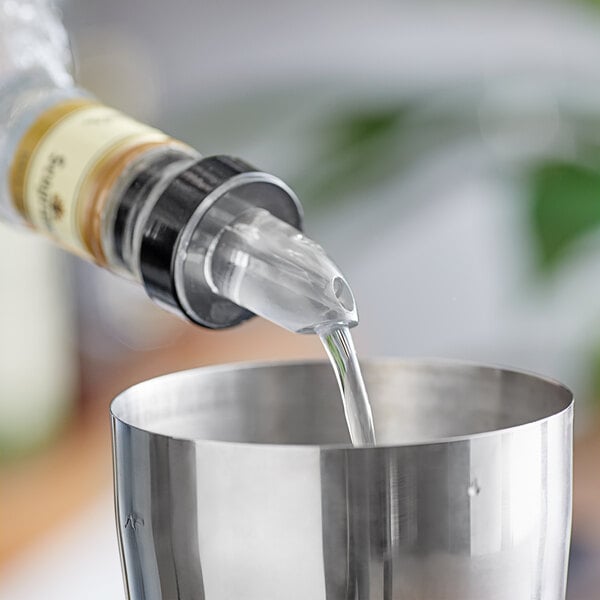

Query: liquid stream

[320,326,376,446]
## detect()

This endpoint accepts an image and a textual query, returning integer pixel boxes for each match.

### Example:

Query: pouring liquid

[320,326,376,446]
[203,207,375,445]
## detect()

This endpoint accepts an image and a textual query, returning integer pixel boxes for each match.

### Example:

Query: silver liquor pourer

[114,154,358,334]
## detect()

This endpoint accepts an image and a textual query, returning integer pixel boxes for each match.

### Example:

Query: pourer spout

[205,205,357,334]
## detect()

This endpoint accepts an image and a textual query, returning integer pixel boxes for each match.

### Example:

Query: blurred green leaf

[295,107,413,208]
[326,110,406,150]
[294,101,480,210]
[530,162,600,271]
[588,341,600,408]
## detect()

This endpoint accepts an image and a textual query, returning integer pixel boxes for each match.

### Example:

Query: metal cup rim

[110,356,574,450]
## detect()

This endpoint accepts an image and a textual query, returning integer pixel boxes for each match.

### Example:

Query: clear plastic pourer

[204,205,357,334]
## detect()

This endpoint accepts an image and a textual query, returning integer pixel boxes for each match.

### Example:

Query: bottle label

[10,99,171,257]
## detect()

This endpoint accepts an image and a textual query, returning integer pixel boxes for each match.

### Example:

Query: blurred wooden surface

[573,418,600,545]
[0,319,321,569]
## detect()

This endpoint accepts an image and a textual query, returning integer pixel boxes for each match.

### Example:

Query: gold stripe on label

[78,137,176,264]
[9,98,95,218]
[7,99,181,260]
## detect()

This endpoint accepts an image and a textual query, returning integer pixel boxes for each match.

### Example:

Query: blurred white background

[63,0,600,400]
[4,0,600,598]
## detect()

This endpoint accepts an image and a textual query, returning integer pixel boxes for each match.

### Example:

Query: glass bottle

[0,0,357,335]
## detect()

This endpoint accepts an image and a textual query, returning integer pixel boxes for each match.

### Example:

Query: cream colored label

[19,104,168,255]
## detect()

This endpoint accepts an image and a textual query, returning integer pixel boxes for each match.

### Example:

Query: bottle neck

[6,96,358,333]
[0,3,360,334]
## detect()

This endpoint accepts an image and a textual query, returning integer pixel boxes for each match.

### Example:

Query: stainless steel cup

[111,359,573,600]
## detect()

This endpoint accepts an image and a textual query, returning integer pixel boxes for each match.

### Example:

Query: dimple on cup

[110,359,573,600]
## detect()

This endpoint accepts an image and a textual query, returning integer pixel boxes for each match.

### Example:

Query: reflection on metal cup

[111,359,573,600]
